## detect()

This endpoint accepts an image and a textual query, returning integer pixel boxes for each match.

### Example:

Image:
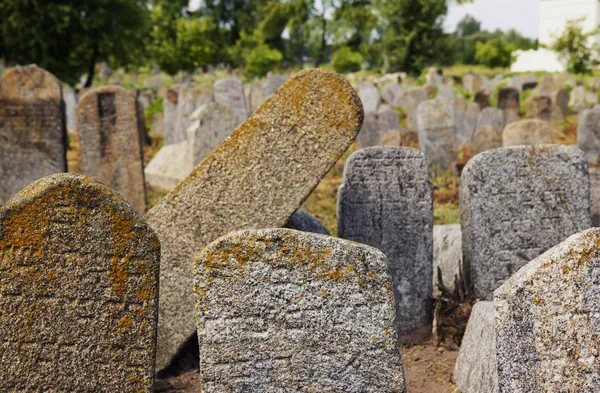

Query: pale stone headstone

[77,85,147,213]
[146,69,363,370]
[426,67,443,87]
[358,81,380,113]
[213,77,249,126]
[144,141,190,191]
[400,87,427,130]
[509,76,524,92]
[0,173,159,392]
[433,224,462,296]
[528,95,552,120]
[150,112,164,138]
[502,119,552,147]
[463,74,483,93]
[417,98,457,171]
[472,125,501,155]
[186,102,237,168]
[247,82,267,113]
[338,147,433,338]
[174,87,213,144]
[497,87,519,124]
[357,109,400,148]
[264,74,288,96]
[495,228,600,392]
[590,167,600,227]
[284,208,329,235]
[454,301,498,393]
[382,81,404,107]
[457,102,481,146]
[537,74,555,96]
[163,87,179,145]
[438,85,456,101]
[577,107,600,164]
[62,84,78,134]
[552,88,569,118]
[569,85,589,113]
[460,145,591,299]
[194,228,406,392]
[476,107,505,134]
[0,65,66,203]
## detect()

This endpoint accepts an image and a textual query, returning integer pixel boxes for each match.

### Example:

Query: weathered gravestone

[150,112,165,138]
[0,65,67,203]
[186,102,237,168]
[0,173,159,392]
[502,119,552,147]
[163,87,179,145]
[552,88,569,118]
[62,84,77,134]
[457,102,480,146]
[472,125,501,156]
[577,107,600,164]
[497,87,520,124]
[337,147,433,338]
[590,166,600,227]
[460,145,591,299]
[144,141,190,191]
[495,228,600,393]
[174,87,213,144]
[358,80,380,113]
[357,109,400,148]
[246,82,266,113]
[417,98,457,171]
[284,208,330,235]
[570,85,590,113]
[264,74,288,96]
[476,107,505,134]
[399,87,427,130]
[213,77,249,126]
[529,95,562,122]
[382,82,404,107]
[509,76,524,92]
[433,224,463,296]
[77,85,147,213]
[438,85,456,101]
[146,69,364,370]
[474,91,490,109]
[194,228,406,393]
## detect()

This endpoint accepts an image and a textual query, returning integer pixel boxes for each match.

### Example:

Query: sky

[445,0,540,39]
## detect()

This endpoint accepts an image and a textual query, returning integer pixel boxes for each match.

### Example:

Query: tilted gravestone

[497,87,520,124]
[186,102,237,169]
[194,228,406,393]
[338,147,433,338]
[0,65,67,203]
[163,87,179,145]
[417,98,457,171]
[213,77,249,126]
[77,85,147,213]
[0,173,159,392]
[146,69,364,370]
[357,109,400,148]
[577,107,600,164]
[502,119,552,147]
[460,145,591,299]
[495,228,600,392]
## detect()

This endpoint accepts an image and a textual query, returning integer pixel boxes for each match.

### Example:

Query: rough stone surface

[502,119,552,147]
[146,69,364,370]
[454,301,498,393]
[497,87,520,124]
[495,228,600,393]
[77,85,147,213]
[284,208,330,235]
[194,228,406,393]
[577,107,600,164]
[174,87,213,144]
[247,82,266,113]
[457,102,480,146]
[213,78,248,126]
[590,167,600,227]
[264,74,288,96]
[460,145,591,299]
[338,147,433,337]
[552,88,569,118]
[186,102,237,168]
[357,109,400,148]
[163,87,179,145]
[472,125,501,156]
[433,224,462,296]
[417,98,457,171]
[401,88,428,130]
[0,65,67,203]
[476,107,505,135]
[0,173,160,392]
[358,81,380,113]
[144,141,191,191]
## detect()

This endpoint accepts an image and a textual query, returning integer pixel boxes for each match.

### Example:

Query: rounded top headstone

[0,64,61,101]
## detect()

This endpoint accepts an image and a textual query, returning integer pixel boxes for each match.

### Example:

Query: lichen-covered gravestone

[77,85,147,213]
[213,77,249,126]
[417,98,457,171]
[577,107,600,164]
[502,119,552,147]
[338,146,433,338]
[0,173,159,392]
[0,65,67,203]
[460,145,591,299]
[194,228,406,393]
[146,68,364,370]
[495,228,600,393]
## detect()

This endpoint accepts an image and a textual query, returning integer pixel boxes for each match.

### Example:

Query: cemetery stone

[213,77,249,126]
[144,141,191,191]
[476,107,505,134]
[474,91,490,109]
[528,95,552,121]
[552,88,569,118]
[457,102,480,146]
[433,224,463,296]
[590,167,600,227]
[417,98,457,171]
[502,119,552,147]
[264,74,288,96]
[577,107,600,164]
[62,84,77,133]
[358,81,381,113]
[472,125,501,156]
[284,208,330,235]
[174,87,213,144]
[497,87,520,124]
[163,87,179,145]
[357,109,400,148]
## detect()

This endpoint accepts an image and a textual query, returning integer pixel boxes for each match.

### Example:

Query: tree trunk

[314,17,327,68]
[84,39,99,88]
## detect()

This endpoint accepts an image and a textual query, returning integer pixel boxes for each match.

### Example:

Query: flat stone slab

[460,145,591,299]
[146,68,364,370]
[144,141,191,191]
[0,173,159,392]
[194,228,406,393]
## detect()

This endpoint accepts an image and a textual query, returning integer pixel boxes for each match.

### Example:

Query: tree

[551,18,598,74]
[332,46,364,73]
[474,37,515,68]
[0,0,150,86]
[455,14,481,37]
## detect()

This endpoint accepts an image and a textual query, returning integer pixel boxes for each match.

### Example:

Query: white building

[539,0,600,46]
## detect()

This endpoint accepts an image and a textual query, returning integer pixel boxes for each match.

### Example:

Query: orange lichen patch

[110,256,130,295]
[120,315,133,329]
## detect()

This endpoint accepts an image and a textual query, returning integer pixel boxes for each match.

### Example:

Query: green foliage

[332,47,363,73]
[244,42,283,79]
[144,98,164,132]
[551,18,598,74]
[474,37,516,68]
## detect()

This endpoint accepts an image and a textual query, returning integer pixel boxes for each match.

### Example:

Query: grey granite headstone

[0,173,159,392]
[77,85,147,213]
[338,147,433,338]
[497,87,519,124]
[457,102,480,146]
[472,125,501,156]
[358,81,380,113]
[476,107,505,135]
[163,87,179,145]
[590,167,600,227]
[495,228,600,393]
[174,87,213,144]
[382,82,404,107]
[399,87,427,130]
[284,208,330,235]
[438,85,456,101]
[417,98,457,171]
[194,228,406,392]
[502,119,552,147]
[357,109,400,148]
[0,65,67,203]
[433,224,463,296]
[577,107,600,164]
[460,145,591,299]
[213,77,249,126]
[264,74,288,96]
[146,69,363,370]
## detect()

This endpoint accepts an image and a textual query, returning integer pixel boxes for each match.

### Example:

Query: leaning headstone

[163,87,179,145]
[338,147,433,338]
[433,224,463,296]
[77,85,147,213]
[213,78,249,126]
[62,84,78,134]
[457,102,481,146]
[0,65,66,203]
[476,107,505,134]
[357,109,400,148]
[497,87,519,124]
[0,173,159,392]
[460,145,591,299]
[472,125,501,155]
[358,81,380,113]
[417,98,457,171]
[495,228,600,392]
[194,228,406,392]
[146,69,363,370]
[577,107,600,164]
[502,119,552,147]
[454,301,498,393]
[186,102,237,168]
[284,208,329,235]
[590,167,600,227]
